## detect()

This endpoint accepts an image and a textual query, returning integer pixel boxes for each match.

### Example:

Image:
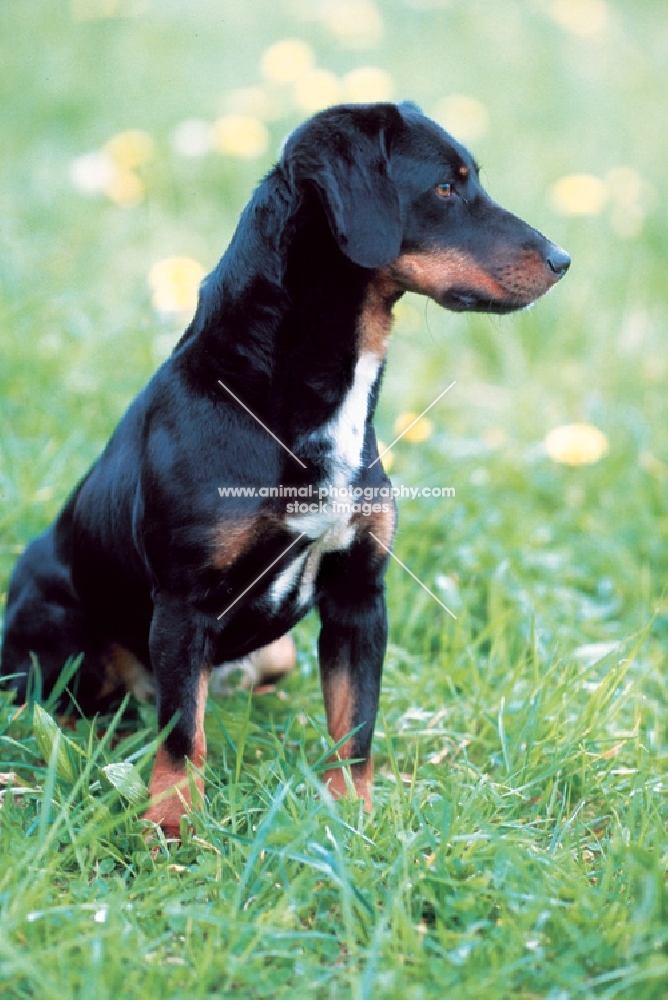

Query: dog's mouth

[386,243,569,317]
[439,288,527,315]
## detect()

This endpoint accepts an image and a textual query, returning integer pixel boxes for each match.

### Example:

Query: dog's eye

[435,183,453,198]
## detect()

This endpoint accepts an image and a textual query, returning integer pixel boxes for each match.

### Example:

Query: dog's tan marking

[353,502,397,556]
[498,247,561,298]
[322,667,354,799]
[458,165,469,180]
[352,757,374,811]
[386,245,560,305]
[211,517,261,570]
[357,276,396,358]
[99,643,155,701]
[143,671,209,837]
[322,666,353,749]
[387,249,505,301]
[321,666,373,811]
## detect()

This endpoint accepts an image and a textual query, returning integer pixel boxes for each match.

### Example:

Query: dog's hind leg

[0,528,105,712]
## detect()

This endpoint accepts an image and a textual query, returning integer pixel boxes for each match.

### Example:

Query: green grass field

[1,2,667,997]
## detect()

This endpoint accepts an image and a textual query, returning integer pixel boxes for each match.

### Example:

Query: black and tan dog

[1,102,569,834]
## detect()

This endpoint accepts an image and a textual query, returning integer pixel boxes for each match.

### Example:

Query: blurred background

[1,0,667,664]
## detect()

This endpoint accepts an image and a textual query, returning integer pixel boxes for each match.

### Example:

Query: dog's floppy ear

[284,105,403,269]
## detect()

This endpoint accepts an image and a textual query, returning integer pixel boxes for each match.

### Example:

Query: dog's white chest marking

[271,352,380,608]
[326,351,379,486]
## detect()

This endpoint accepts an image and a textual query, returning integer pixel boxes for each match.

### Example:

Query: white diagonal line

[369,380,456,468]
[217,533,306,619]
[368,532,457,620]
[217,379,307,469]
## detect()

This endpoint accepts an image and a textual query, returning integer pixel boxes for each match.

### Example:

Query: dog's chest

[321,350,379,486]
[270,352,379,608]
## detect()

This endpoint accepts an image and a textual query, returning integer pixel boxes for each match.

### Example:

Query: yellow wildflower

[548,0,610,38]
[320,0,384,49]
[148,257,206,314]
[293,70,342,113]
[260,39,315,84]
[544,423,609,466]
[394,412,433,444]
[212,116,269,159]
[549,174,607,216]
[342,67,393,103]
[377,442,394,471]
[433,95,489,144]
[105,168,144,207]
[104,130,154,169]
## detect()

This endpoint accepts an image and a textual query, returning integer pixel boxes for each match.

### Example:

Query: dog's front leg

[317,558,388,811]
[143,594,212,837]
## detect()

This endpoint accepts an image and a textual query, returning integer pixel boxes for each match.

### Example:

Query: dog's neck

[178,171,397,439]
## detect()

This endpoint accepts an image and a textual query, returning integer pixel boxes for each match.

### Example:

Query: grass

[1,1,667,997]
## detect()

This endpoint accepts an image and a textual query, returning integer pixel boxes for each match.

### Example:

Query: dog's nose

[546,245,571,278]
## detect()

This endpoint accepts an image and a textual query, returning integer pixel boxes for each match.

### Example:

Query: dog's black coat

[1,102,569,829]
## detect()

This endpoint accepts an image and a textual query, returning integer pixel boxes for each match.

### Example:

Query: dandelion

[148,257,206,314]
[549,173,607,216]
[342,67,393,103]
[293,70,342,114]
[69,129,152,207]
[105,168,144,207]
[394,412,433,444]
[548,0,611,38]
[377,442,394,471]
[69,148,144,206]
[260,39,315,84]
[104,129,154,169]
[320,0,384,49]
[212,116,270,159]
[544,423,609,466]
[433,95,489,144]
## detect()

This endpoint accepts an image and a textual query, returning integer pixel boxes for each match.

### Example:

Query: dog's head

[281,102,569,313]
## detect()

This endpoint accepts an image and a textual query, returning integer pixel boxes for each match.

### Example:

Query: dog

[1,102,569,835]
